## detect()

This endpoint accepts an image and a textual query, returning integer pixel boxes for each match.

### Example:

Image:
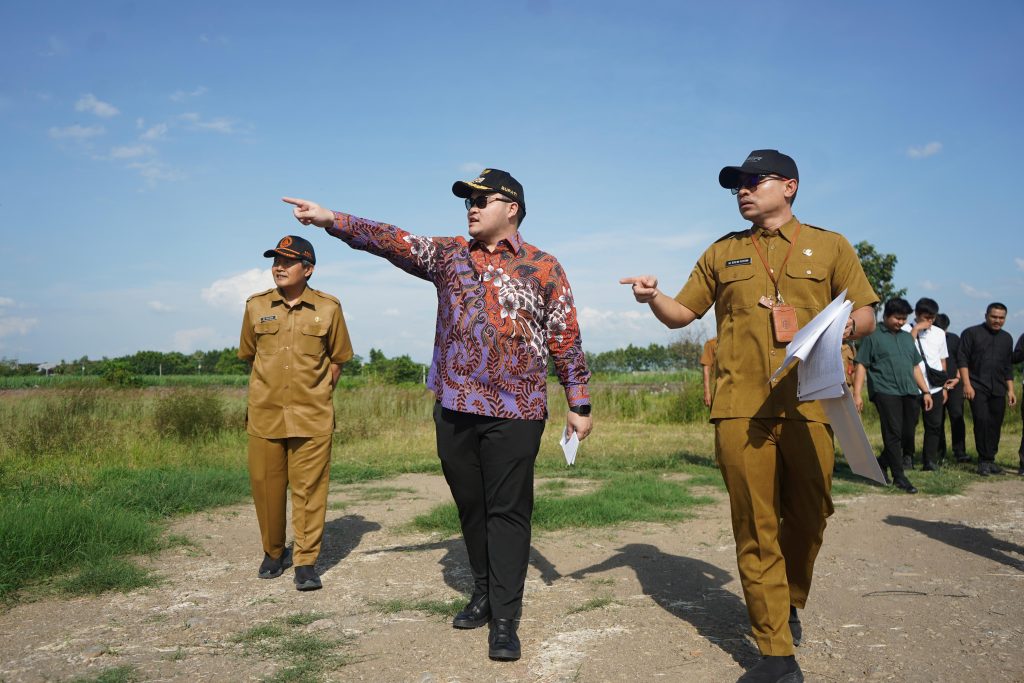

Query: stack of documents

[769,290,887,485]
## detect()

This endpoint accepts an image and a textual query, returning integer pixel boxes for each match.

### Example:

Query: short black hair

[986,302,1007,315]
[884,297,913,318]
[914,297,939,317]
[934,313,950,330]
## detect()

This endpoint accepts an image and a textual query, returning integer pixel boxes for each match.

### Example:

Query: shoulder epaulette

[800,223,837,235]
[245,288,275,302]
[714,229,749,244]
[310,288,341,305]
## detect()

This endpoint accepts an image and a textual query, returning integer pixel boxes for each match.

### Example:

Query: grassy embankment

[1,374,1020,604]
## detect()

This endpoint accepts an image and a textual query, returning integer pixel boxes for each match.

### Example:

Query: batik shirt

[327,212,591,420]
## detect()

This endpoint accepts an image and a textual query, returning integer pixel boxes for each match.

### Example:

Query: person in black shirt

[957,303,1017,475]
[935,314,967,464]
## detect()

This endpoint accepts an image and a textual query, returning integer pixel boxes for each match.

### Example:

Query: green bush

[0,390,106,457]
[153,390,226,440]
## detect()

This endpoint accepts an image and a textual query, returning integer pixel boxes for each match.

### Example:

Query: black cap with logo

[452,168,526,218]
[718,149,799,189]
[264,235,316,265]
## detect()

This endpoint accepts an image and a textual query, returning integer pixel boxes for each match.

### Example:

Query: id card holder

[771,304,798,343]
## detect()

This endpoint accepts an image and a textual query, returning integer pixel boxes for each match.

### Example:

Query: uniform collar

[271,285,316,308]
[470,230,524,255]
[753,216,801,242]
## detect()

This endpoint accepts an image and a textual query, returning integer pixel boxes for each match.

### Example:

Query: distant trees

[855,240,906,315]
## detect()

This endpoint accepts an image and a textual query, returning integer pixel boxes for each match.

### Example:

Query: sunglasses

[730,174,788,195]
[465,195,514,210]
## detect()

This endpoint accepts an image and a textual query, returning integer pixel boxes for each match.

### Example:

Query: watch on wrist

[569,404,592,417]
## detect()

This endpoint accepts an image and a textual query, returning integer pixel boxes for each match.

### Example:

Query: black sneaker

[985,463,1005,475]
[488,618,521,661]
[452,592,490,629]
[738,655,804,682]
[258,548,292,579]
[789,606,802,647]
[294,565,322,591]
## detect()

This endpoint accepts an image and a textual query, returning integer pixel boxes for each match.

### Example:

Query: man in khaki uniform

[239,235,353,591]
[623,150,877,683]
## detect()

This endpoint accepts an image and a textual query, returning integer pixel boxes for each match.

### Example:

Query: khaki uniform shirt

[675,217,878,423]
[239,286,353,438]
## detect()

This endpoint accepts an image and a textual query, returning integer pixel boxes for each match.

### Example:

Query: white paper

[768,290,886,485]
[821,385,888,485]
[559,428,580,466]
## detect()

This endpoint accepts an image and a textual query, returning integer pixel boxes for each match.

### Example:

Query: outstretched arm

[282,197,335,228]
[619,275,698,329]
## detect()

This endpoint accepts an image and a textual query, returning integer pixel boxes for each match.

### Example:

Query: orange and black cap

[452,168,526,218]
[719,149,799,189]
[264,235,316,265]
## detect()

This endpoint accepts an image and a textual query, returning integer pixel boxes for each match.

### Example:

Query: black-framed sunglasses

[465,195,514,210]
[730,174,788,195]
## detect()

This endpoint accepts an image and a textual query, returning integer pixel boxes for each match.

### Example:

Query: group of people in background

[851,299,1023,493]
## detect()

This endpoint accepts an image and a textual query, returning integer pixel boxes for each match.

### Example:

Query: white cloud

[1015,257,1024,272]
[140,123,168,141]
[75,93,119,118]
[127,159,186,185]
[0,297,13,307]
[40,35,66,57]
[49,124,105,139]
[201,269,271,310]
[170,86,208,102]
[960,282,991,299]
[0,316,38,337]
[147,300,175,313]
[172,327,217,353]
[180,112,239,134]
[908,142,942,159]
[109,144,155,159]
[577,306,658,333]
[919,279,939,292]
[459,161,484,173]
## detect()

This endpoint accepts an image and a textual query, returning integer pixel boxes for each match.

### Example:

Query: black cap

[264,235,316,265]
[452,168,526,218]
[719,149,799,189]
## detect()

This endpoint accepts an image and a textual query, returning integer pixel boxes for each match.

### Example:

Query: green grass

[567,596,617,615]
[412,473,714,535]
[70,666,139,683]
[233,613,351,682]
[369,596,468,619]
[1,381,1020,604]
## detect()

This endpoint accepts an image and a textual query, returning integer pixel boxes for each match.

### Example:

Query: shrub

[153,390,226,440]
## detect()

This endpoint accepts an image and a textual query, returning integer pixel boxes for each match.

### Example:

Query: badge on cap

[802,248,813,256]
[314,316,320,323]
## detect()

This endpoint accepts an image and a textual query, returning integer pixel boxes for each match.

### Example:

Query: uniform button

[770,350,776,356]
[769,244,775,250]
[284,365,289,370]
[806,269,812,275]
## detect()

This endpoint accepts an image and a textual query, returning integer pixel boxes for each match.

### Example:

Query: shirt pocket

[254,320,280,355]
[716,264,757,310]
[785,261,829,318]
[298,323,327,357]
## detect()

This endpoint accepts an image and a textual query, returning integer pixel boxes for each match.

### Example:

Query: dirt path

[2,475,1023,682]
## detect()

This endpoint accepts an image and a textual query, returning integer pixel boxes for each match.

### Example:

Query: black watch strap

[569,404,592,416]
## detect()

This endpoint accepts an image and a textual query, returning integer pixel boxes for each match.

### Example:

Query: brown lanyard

[750,224,801,304]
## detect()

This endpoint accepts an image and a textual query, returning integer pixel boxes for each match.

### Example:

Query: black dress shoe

[258,547,292,579]
[985,462,1004,475]
[893,477,918,494]
[954,454,971,463]
[452,592,490,629]
[294,565,322,591]
[922,461,937,472]
[788,606,802,647]
[488,618,521,661]
[737,655,803,682]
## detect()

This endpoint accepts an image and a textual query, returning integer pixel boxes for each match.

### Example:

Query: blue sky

[2,0,1022,365]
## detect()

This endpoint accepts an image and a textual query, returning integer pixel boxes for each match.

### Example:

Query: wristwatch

[569,404,592,417]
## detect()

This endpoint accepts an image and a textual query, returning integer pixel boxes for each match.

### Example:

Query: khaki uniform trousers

[715,418,835,656]
[248,434,332,567]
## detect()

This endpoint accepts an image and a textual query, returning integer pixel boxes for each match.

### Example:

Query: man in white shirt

[903,297,949,470]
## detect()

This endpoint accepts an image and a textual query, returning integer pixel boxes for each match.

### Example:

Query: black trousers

[873,393,917,479]
[968,388,1006,463]
[939,384,967,459]
[919,392,945,466]
[433,404,545,620]
[901,397,921,465]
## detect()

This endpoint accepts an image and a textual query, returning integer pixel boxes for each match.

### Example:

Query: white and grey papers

[768,291,887,485]
[560,428,580,466]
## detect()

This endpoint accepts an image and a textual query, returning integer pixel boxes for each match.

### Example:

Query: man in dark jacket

[935,314,966,464]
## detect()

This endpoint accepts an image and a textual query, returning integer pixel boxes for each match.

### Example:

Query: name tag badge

[726,257,752,267]
[259,315,277,323]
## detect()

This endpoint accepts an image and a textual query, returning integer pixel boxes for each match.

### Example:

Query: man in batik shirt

[282,168,591,662]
